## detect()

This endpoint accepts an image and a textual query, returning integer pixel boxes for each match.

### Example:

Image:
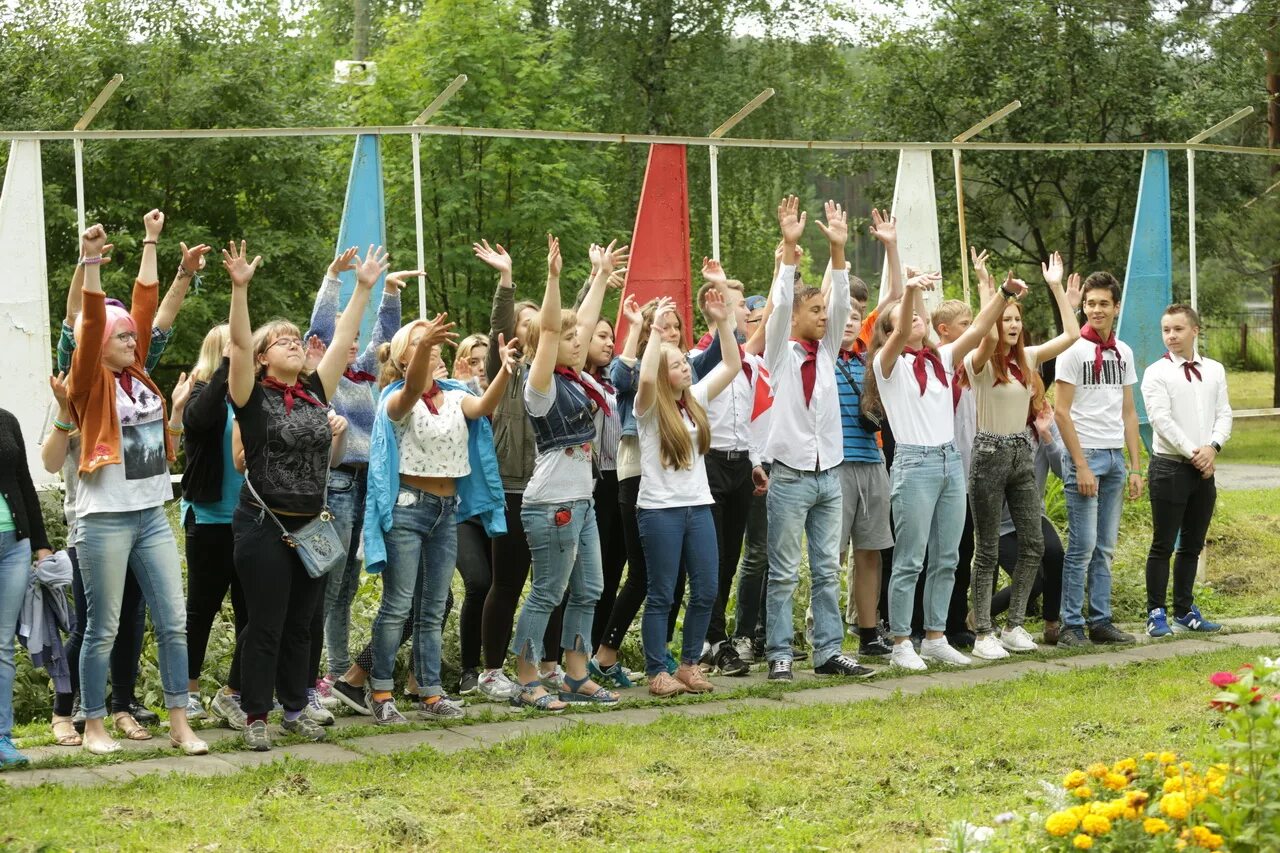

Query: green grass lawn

[1217,416,1280,466]
[0,647,1268,851]
[1225,370,1274,410]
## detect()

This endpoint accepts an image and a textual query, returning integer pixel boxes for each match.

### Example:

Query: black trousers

[992,516,1064,622]
[599,475,683,651]
[591,470,628,650]
[456,518,492,670]
[704,452,753,646]
[1145,457,1217,616]
[66,545,147,714]
[184,520,246,691]
[231,502,326,716]
[481,491,561,669]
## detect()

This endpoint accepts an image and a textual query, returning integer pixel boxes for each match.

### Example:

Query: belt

[1154,453,1193,465]
[335,462,367,475]
[708,448,751,462]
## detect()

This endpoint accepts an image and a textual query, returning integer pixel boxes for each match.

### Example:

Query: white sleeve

[1211,362,1233,448]
[823,268,851,356]
[765,264,796,378]
[1056,344,1081,386]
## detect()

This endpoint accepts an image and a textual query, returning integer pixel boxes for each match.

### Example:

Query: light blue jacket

[363,379,506,574]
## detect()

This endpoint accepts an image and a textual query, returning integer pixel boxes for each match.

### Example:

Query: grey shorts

[838,460,894,553]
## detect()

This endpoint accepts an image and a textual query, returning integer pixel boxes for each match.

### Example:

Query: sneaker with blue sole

[664,649,678,675]
[1172,605,1222,633]
[0,735,29,768]
[1146,608,1173,638]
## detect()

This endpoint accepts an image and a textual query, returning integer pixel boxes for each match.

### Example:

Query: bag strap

[835,356,862,401]
[242,474,293,541]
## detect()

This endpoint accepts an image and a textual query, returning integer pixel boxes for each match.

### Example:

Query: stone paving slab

[89,755,242,782]
[1210,631,1280,649]
[779,683,890,705]
[450,714,576,745]
[341,728,478,756]
[1,767,115,788]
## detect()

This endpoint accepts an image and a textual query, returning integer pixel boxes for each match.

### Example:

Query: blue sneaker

[664,648,678,675]
[1146,608,1173,638]
[588,657,635,688]
[1173,605,1222,633]
[0,735,29,769]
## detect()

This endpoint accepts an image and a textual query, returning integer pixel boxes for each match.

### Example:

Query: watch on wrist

[1210,441,1222,453]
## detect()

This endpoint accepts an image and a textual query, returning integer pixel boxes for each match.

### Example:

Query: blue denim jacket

[528,372,597,454]
[364,379,506,574]
[610,332,726,438]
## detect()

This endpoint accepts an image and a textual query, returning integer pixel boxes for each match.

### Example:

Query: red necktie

[1006,355,1025,386]
[794,339,820,407]
[738,346,753,387]
[1081,325,1123,381]
[344,368,377,384]
[903,346,947,397]
[554,366,612,416]
[115,371,135,402]
[1162,352,1201,382]
[260,377,322,415]
[420,391,439,415]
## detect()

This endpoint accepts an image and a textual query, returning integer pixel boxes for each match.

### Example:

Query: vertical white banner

[882,149,944,313]
[0,140,54,484]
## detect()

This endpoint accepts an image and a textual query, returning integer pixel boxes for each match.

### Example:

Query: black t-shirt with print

[234,373,331,516]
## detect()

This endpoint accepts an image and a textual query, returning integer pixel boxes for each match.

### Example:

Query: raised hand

[355,245,389,288]
[906,271,943,292]
[703,288,729,325]
[652,296,677,329]
[171,372,193,410]
[472,240,512,275]
[601,240,628,275]
[328,411,349,438]
[304,335,326,372]
[420,312,460,351]
[606,267,627,291]
[970,246,995,291]
[180,242,212,275]
[588,243,604,273]
[815,199,849,245]
[221,240,262,288]
[49,372,69,410]
[82,224,109,259]
[778,195,807,244]
[495,332,520,376]
[328,246,360,278]
[1042,251,1064,289]
[143,209,165,240]
[1002,271,1029,300]
[385,269,426,293]
[701,257,728,286]
[546,234,562,277]
[622,294,643,326]
[868,208,897,246]
[1066,272,1083,311]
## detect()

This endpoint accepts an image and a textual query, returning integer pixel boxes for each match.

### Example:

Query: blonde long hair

[652,343,710,471]
[378,319,431,388]
[191,324,230,383]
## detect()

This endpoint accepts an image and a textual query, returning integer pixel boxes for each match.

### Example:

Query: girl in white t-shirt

[634,293,740,697]
[862,266,1021,672]
[963,251,1079,661]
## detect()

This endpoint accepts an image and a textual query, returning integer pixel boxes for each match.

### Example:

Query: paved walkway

[4,622,1276,789]
[1213,462,1280,491]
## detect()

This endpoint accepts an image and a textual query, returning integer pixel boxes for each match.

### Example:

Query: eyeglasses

[745,317,762,325]
[269,337,304,351]
[113,331,138,344]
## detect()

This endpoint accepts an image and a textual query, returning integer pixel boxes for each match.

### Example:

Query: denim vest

[528,372,597,454]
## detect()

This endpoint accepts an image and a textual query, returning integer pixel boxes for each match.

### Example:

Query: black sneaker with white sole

[330,679,373,715]
[858,637,894,657]
[768,659,794,681]
[712,643,750,677]
[814,653,875,678]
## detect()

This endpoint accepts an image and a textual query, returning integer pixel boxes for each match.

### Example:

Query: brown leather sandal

[112,711,153,741]
[51,715,82,746]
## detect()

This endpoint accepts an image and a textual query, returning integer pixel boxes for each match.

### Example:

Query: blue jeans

[1062,447,1125,629]
[638,505,718,677]
[888,444,966,638]
[324,467,367,678]
[0,531,31,738]
[512,500,603,665]
[765,464,844,666]
[76,507,189,718]
[370,488,457,696]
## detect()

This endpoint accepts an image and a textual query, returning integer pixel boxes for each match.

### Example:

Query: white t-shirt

[77,380,172,517]
[636,381,714,510]
[394,388,470,479]
[873,343,956,447]
[1056,335,1136,449]
[522,374,595,504]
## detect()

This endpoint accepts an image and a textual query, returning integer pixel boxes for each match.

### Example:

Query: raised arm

[816,200,851,355]
[1033,253,1081,363]
[878,274,940,380]
[41,373,73,474]
[68,225,110,400]
[951,272,1027,363]
[355,269,413,374]
[154,242,212,332]
[698,291,741,402]
[305,247,358,345]
[573,240,628,371]
[462,333,518,420]
[527,235,563,395]
[635,297,676,418]
[384,312,458,421]
[317,246,386,399]
[764,195,806,375]
[224,241,263,408]
[868,208,902,310]
[184,358,232,434]
[475,240,515,381]
[967,248,1000,374]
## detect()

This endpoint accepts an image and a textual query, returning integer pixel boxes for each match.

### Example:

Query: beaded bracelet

[78,256,105,266]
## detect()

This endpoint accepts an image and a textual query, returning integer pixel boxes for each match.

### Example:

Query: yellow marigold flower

[1100,800,1126,821]
[1064,770,1089,789]
[1125,790,1151,808]
[1073,785,1094,799]
[1144,818,1171,834]
[1208,778,1224,795]
[1104,772,1130,791]
[1205,833,1224,850]
[1070,805,1091,820]
[1160,792,1191,820]
[1190,826,1214,845]
[1160,752,1178,764]
[1164,776,1186,793]
[1114,758,1138,773]
[1175,840,1188,851]
[1045,811,1079,837]
[1167,765,1182,779]
[1087,762,1109,779]
[1186,786,1208,806]
[1073,834,1094,850]
[1123,807,1141,821]
[1144,752,1158,761]
[1181,761,1195,771]
[1081,815,1111,836]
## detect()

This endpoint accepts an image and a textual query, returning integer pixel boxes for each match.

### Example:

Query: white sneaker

[305,688,336,726]
[185,693,207,720]
[971,634,1010,660]
[1000,625,1038,653]
[477,669,522,702]
[889,641,928,671]
[920,638,972,666]
[733,636,755,664]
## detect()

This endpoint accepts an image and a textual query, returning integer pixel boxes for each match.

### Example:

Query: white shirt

[636,381,715,509]
[522,375,596,504]
[77,380,172,517]
[1140,350,1232,458]
[1056,335,1137,449]
[394,388,470,479]
[874,342,957,447]
[692,342,764,467]
[763,264,850,472]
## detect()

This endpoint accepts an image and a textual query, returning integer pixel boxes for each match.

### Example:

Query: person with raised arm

[963,250,1079,660]
[1140,304,1231,638]
[762,196,872,681]
[1053,272,1143,648]
[226,240,384,751]
[66,214,207,756]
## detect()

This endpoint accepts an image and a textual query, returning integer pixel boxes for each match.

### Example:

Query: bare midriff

[400,473,457,497]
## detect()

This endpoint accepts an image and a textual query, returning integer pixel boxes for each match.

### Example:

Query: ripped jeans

[510,499,603,666]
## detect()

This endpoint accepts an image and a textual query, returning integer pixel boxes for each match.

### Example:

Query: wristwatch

[1210,441,1222,453]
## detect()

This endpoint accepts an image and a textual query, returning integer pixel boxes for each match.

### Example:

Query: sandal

[112,711,153,741]
[559,673,620,705]
[51,715,82,747]
[509,682,567,713]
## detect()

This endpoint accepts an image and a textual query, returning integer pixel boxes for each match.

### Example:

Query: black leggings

[63,545,147,715]
[992,517,1064,622]
[591,470,628,650]
[481,491,561,669]
[599,476,683,651]
[184,520,246,691]
[456,519,492,670]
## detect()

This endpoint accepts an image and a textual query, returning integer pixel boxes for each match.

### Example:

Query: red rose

[1210,672,1240,687]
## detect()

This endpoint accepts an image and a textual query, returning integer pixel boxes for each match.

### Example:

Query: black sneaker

[712,643,750,677]
[458,668,480,696]
[791,647,809,662]
[1089,622,1136,645]
[946,630,976,651]
[814,653,876,678]
[72,696,86,734]
[858,637,894,657]
[768,659,794,681]
[128,701,160,725]
[331,679,373,715]
[1058,627,1092,648]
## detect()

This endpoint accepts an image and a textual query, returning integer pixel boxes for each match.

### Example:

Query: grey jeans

[968,432,1044,634]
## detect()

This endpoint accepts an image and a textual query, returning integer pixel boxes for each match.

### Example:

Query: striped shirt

[834,353,881,464]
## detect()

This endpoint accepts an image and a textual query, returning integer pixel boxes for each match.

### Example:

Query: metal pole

[951,101,1021,305]
[71,74,123,236]
[74,141,86,236]
[412,132,427,318]
[709,145,720,260]
[1188,149,1198,311]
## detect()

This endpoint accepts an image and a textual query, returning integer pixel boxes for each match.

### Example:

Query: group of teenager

[0,196,1233,764]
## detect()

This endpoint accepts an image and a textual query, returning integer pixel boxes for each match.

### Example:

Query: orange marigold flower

[1087,762,1109,779]
[1103,772,1130,791]
[1073,785,1094,799]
